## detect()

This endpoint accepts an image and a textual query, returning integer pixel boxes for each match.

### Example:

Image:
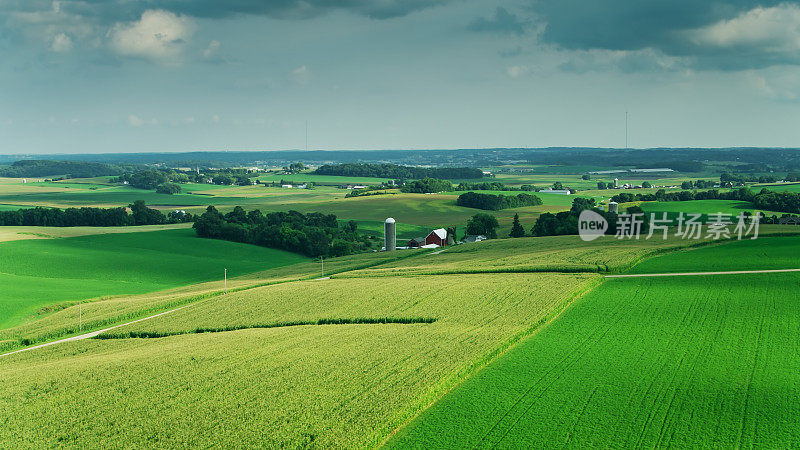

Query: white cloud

[506,65,528,78]
[211,114,220,123]
[109,10,196,63]
[291,65,311,84]
[128,114,157,126]
[51,32,73,52]
[690,4,800,52]
[182,116,196,124]
[128,114,144,126]
[203,40,221,59]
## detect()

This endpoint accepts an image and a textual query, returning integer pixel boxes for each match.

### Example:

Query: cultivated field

[0,273,599,448]
[390,239,800,448]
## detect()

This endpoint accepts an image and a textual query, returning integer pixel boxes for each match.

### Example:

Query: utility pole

[625,110,629,149]
[224,268,227,294]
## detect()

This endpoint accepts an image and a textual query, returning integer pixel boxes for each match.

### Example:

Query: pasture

[0,228,308,329]
[389,263,800,447]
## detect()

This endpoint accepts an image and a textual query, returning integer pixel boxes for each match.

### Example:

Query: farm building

[463,235,486,243]
[406,237,426,248]
[425,229,448,247]
[540,188,571,195]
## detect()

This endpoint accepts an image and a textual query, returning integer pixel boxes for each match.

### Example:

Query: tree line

[313,163,484,180]
[193,207,369,257]
[400,178,454,193]
[456,192,543,211]
[455,181,537,191]
[0,160,137,178]
[611,187,800,214]
[0,201,192,227]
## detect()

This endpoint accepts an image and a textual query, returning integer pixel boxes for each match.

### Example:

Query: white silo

[384,217,396,251]
[608,201,619,213]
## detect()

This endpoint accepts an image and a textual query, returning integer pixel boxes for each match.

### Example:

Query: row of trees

[720,172,800,184]
[192,206,368,257]
[455,182,536,191]
[611,187,800,214]
[456,192,543,211]
[0,160,133,178]
[400,178,454,193]
[314,163,484,180]
[0,201,192,227]
[112,168,259,192]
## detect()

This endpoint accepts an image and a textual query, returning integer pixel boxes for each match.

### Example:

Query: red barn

[425,228,448,247]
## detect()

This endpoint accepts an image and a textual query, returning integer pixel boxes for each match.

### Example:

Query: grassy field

[258,173,390,185]
[2,175,799,449]
[0,228,308,329]
[0,223,191,243]
[0,273,599,448]
[639,199,759,215]
[389,240,800,447]
[338,230,798,277]
[0,248,426,353]
[628,235,800,273]
[752,182,800,193]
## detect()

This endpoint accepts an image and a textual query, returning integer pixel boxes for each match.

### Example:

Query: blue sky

[2,0,800,153]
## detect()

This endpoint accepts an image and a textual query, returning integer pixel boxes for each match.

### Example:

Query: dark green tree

[509,213,525,238]
[466,213,499,239]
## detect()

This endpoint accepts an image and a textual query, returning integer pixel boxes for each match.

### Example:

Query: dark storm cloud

[534,0,778,51]
[468,7,526,35]
[532,0,800,70]
[39,0,454,22]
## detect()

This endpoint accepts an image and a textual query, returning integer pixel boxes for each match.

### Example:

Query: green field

[2,171,799,448]
[0,273,598,447]
[390,239,800,447]
[629,235,800,273]
[0,228,308,328]
[752,182,800,193]
[258,173,390,185]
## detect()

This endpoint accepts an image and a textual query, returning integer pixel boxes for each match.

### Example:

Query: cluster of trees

[719,172,799,184]
[530,198,639,237]
[455,182,536,191]
[465,213,500,239]
[283,163,305,173]
[0,160,134,178]
[400,178,454,193]
[193,206,368,257]
[314,163,483,180]
[155,183,182,194]
[112,170,193,191]
[0,200,192,227]
[112,167,260,192]
[456,192,542,211]
[680,180,716,189]
[611,187,800,214]
[344,187,394,198]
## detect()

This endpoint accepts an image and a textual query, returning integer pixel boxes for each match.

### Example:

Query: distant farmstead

[425,228,448,247]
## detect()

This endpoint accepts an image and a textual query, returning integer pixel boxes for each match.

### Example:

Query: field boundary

[606,268,800,278]
[379,275,606,447]
[0,303,197,358]
[93,317,437,340]
[0,248,432,355]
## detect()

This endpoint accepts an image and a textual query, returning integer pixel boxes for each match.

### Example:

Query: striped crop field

[388,262,800,447]
[0,273,599,448]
